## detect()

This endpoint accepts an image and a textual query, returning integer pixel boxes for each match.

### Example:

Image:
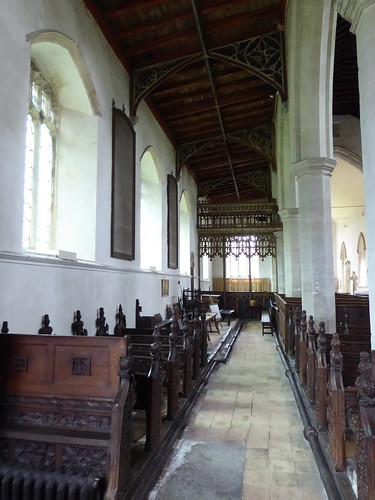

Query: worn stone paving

[149,321,328,500]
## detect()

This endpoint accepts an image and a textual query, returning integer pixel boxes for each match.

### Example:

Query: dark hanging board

[167,174,178,269]
[111,104,135,260]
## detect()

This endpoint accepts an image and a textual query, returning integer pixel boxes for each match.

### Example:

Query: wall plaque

[111,103,135,260]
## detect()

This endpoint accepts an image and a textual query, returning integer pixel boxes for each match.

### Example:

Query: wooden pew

[0,333,133,500]
[135,299,172,329]
[315,321,328,432]
[125,315,202,419]
[354,350,375,499]
[273,294,302,356]
[278,296,372,493]
[123,327,164,452]
[126,325,178,425]
[299,310,308,388]
[132,334,164,452]
[124,313,206,450]
[335,294,371,387]
[327,332,346,472]
[306,315,317,405]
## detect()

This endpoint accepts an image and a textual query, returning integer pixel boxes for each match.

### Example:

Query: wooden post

[145,332,163,452]
[182,319,192,398]
[294,306,301,373]
[287,304,294,356]
[316,321,328,431]
[166,321,179,420]
[307,315,317,404]
[192,310,201,380]
[200,311,208,367]
[248,243,252,304]
[356,350,375,499]
[299,310,308,387]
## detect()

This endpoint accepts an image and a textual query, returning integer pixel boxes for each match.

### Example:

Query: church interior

[0,0,374,498]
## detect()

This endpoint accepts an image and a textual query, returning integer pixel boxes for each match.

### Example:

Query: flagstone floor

[149,320,329,500]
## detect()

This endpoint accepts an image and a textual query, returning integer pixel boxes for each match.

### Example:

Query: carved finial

[341,308,349,335]
[309,314,315,342]
[119,355,132,381]
[295,306,301,324]
[301,310,307,340]
[317,321,326,353]
[288,306,293,323]
[72,310,88,336]
[1,321,9,334]
[330,332,343,372]
[308,315,315,335]
[114,304,127,336]
[136,299,142,316]
[356,351,375,406]
[39,314,53,335]
[150,338,161,360]
[170,319,177,344]
[96,307,109,336]
[152,325,161,345]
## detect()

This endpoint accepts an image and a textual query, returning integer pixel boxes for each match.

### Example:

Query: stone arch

[179,190,191,275]
[24,30,100,260]
[27,30,101,116]
[140,147,162,270]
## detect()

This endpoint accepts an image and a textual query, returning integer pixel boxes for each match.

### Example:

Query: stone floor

[149,320,329,500]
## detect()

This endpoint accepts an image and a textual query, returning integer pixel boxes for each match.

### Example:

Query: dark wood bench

[126,327,178,426]
[0,333,132,499]
[261,311,273,336]
[127,330,164,452]
[261,300,277,336]
[135,299,172,329]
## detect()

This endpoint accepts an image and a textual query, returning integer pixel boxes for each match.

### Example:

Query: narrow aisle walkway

[149,321,328,500]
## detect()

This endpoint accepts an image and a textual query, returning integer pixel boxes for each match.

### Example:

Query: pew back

[0,333,132,500]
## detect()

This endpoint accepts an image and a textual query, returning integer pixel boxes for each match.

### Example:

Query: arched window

[140,149,162,270]
[201,255,210,281]
[23,32,100,260]
[357,232,367,289]
[179,192,190,275]
[23,61,57,250]
[340,242,347,292]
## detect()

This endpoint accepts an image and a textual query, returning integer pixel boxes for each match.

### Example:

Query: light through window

[23,61,57,250]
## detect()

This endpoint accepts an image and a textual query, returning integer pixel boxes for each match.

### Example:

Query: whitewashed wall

[0,0,197,333]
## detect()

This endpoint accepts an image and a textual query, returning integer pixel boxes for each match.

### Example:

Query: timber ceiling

[82,1,358,203]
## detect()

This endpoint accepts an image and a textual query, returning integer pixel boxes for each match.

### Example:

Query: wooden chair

[209,303,223,330]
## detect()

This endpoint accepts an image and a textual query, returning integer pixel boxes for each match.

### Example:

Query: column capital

[334,0,375,33]
[291,157,336,179]
[279,207,299,222]
[274,230,284,240]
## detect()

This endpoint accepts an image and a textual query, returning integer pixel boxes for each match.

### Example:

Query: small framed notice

[161,279,169,297]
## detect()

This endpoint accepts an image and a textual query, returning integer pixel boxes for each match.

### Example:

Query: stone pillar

[275,231,285,294]
[292,158,336,333]
[346,1,375,347]
[279,208,301,297]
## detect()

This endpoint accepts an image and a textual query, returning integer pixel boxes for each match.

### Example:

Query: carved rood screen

[197,201,282,232]
[199,235,276,261]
